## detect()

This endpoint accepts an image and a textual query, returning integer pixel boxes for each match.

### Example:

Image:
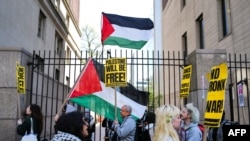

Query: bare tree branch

[80,25,102,58]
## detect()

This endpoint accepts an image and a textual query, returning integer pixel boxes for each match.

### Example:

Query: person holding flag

[54,58,147,140]
[51,111,89,141]
[113,105,136,141]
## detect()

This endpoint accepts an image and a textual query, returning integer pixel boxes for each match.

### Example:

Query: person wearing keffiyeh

[51,111,89,141]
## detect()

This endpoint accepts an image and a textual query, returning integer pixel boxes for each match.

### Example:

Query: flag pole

[16,62,21,119]
[106,50,117,120]
[56,58,92,116]
[114,86,117,120]
[17,94,21,119]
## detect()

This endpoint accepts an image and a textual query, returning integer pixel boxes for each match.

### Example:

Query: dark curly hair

[55,111,87,140]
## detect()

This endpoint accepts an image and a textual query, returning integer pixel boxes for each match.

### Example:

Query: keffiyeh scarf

[51,131,81,141]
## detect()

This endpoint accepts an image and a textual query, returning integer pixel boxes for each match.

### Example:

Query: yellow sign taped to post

[204,63,228,127]
[180,65,192,98]
[105,58,127,87]
[16,62,26,94]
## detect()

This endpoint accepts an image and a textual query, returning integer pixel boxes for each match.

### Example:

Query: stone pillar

[186,49,227,121]
[0,48,32,141]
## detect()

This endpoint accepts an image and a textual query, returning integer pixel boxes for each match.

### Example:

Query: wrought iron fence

[29,50,184,140]
[227,53,250,124]
[28,50,250,140]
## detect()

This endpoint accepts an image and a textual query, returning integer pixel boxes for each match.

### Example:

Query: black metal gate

[29,50,185,140]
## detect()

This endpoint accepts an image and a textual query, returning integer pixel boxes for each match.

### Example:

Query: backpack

[198,123,205,134]
[198,123,205,141]
[207,120,239,141]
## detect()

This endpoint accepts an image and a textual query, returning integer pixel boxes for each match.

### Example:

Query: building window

[35,55,44,73]
[37,10,46,39]
[182,32,187,58]
[55,69,60,81]
[66,76,70,86]
[218,0,231,38]
[66,14,70,29]
[197,15,204,49]
[181,0,186,9]
[54,32,63,57]
[66,47,70,64]
[55,0,60,10]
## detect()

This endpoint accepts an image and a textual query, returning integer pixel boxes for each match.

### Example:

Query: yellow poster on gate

[180,65,192,98]
[105,58,127,87]
[204,63,228,127]
[16,62,26,94]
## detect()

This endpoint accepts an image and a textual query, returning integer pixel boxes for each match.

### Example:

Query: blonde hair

[153,104,180,141]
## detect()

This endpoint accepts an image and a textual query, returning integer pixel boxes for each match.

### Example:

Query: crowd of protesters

[17,102,233,141]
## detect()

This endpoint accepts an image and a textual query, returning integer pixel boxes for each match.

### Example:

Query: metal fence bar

[227,53,250,124]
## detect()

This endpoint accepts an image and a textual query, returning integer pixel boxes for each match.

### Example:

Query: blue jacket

[114,116,136,141]
[179,121,202,141]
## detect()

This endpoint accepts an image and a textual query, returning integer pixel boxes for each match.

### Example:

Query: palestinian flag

[101,12,154,50]
[69,58,146,121]
[69,58,102,98]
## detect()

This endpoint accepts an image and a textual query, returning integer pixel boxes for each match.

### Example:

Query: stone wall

[0,48,32,141]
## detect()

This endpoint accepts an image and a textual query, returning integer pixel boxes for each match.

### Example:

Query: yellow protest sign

[105,58,127,87]
[16,62,26,94]
[180,65,192,98]
[204,63,228,127]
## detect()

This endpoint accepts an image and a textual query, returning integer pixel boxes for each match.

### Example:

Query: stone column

[186,49,227,121]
